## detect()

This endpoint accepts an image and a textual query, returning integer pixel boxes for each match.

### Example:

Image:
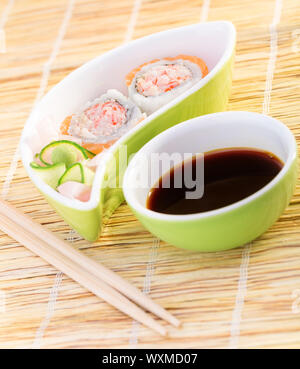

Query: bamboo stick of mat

[0,200,180,335]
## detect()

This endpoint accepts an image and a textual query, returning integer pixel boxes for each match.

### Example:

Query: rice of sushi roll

[126,55,208,115]
[60,89,144,154]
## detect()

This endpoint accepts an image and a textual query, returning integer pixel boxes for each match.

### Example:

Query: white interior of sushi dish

[20,21,236,211]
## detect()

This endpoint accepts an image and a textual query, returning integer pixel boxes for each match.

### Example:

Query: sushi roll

[60,89,144,154]
[126,55,209,115]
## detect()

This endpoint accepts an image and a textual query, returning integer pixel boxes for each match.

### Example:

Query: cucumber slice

[58,162,84,186]
[39,140,94,167]
[51,146,77,168]
[58,163,95,186]
[30,162,66,189]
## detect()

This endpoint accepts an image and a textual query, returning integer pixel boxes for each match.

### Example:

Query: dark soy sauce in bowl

[146,148,283,215]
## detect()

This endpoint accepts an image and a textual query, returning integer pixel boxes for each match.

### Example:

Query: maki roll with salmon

[60,89,144,154]
[126,55,209,115]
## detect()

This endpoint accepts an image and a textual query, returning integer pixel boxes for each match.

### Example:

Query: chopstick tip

[155,324,167,337]
[168,315,181,328]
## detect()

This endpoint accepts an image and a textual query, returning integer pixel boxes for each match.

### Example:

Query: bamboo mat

[0,0,299,349]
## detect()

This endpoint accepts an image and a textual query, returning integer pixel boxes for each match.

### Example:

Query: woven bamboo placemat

[0,0,299,349]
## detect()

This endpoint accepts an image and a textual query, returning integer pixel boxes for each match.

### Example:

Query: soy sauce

[146,148,283,215]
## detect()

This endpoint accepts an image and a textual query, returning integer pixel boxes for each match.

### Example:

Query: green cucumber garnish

[58,163,95,186]
[31,140,96,191]
[30,162,66,189]
[39,140,95,167]
[58,162,84,186]
[51,146,77,168]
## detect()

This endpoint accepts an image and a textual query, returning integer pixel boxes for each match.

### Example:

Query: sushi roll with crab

[60,89,145,154]
[126,55,209,115]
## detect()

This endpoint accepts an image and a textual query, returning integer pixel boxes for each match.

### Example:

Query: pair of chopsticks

[0,198,180,335]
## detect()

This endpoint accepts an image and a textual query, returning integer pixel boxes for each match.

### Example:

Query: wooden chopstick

[0,210,167,336]
[0,198,179,328]
[0,198,180,331]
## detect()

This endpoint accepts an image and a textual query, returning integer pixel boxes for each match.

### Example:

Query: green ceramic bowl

[123,112,298,252]
[20,21,235,241]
